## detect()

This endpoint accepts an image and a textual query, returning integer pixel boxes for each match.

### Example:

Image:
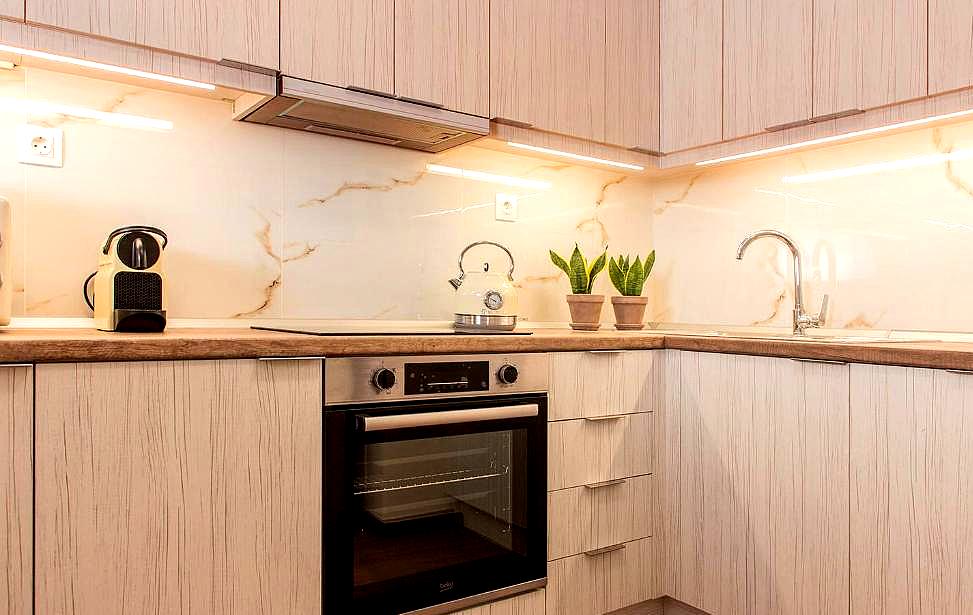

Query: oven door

[324,393,547,615]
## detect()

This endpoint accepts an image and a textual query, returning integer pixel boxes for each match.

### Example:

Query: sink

[645,330,943,344]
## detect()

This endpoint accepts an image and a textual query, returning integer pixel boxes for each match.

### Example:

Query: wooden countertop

[2,326,973,371]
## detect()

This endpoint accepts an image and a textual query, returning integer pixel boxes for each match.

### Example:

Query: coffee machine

[84,225,168,332]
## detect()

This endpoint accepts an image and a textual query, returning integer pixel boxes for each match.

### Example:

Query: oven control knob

[497,364,519,385]
[372,368,396,391]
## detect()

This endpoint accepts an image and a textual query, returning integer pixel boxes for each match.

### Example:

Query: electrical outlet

[17,125,63,168]
[495,193,519,222]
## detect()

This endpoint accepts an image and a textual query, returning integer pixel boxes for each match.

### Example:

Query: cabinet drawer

[549,351,659,421]
[548,413,653,490]
[549,475,652,560]
[452,588,545,614]
[547,538,656,615]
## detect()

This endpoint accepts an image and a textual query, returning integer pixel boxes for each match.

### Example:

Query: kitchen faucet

[735,230,829,336]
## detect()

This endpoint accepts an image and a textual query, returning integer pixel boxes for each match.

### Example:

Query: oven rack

[354,466,507,495]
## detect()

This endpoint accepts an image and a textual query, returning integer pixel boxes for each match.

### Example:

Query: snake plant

[550,244,607,294]
[609,250,656,296]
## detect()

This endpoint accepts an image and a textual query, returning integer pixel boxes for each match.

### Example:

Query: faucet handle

[817,294,830,325]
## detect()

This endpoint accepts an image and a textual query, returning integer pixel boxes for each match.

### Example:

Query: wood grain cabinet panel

[0,365,32,615]
[659,350,849,615]
[453,589,546,615]
[394,0,488,117]
[34,359,322,615]
[26,0,278,69]
[929,0,973,95]
[281,0,394,93]
[549,413,653,491]
[0,1,23,21]
[660,0,723,152]
[723,0,813,138]
[547,537,657,615]
[813,0,927,117]
[549,351,659,421]
[548,474,652,560]
[605,0,660,152]
[850,365,973,615]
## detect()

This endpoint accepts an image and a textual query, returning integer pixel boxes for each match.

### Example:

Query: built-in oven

[324,353,549,615]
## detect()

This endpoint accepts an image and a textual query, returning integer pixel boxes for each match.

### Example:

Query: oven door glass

[334,396,546,614]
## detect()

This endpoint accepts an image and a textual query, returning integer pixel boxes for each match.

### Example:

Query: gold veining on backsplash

[283,241,319,262]
[932,128,973,199]
[575,175,627,246]
[298,171,427,208]
[750,288,788,326]
[654,173,703,215]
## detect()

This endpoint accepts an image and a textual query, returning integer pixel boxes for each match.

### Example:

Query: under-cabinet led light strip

[0,43,216,91]
[782,148,973,184]
[425,163,552,190]
[506,142,645,171]
[0,97,174,131]
[697,108,973,166]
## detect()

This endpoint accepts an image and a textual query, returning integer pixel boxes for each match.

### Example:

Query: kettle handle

[456,241,516,281]
[101,225,168,254]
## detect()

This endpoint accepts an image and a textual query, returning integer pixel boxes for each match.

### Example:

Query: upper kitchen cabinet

[492,0,607,142]
[605,0,660,153]
[394,0,489,117]
[26,0,279,70]
[723,0,813,139]
[0,365,32,615]
[929,0,973,95]
[281,0,394,94]
[813,0,927,118]
[659,0,723,152]
[0,0,23,21]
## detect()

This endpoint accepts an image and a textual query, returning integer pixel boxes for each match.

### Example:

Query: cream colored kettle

[448,241,519,332]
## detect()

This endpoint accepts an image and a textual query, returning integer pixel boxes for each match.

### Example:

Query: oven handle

[361,403,539,432]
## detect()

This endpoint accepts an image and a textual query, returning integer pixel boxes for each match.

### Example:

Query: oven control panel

[325,353,550,405]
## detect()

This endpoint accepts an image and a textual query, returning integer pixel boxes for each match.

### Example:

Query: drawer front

[549,351,659,421]
[548,475,652,560]
[453,588,546,614]
[548,413,653,490]
[547,538,656,615]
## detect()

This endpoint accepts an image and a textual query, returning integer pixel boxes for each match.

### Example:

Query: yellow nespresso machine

[84,225,168,332]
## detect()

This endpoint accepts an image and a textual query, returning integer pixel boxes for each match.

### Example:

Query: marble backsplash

[3,65,973,332]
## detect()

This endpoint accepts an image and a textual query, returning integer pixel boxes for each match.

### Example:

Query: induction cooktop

[251,326,533,336]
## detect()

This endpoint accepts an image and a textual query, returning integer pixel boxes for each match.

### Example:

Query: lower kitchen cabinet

[33,359,322,615]
[850,364,973,615]
[0,364,33,615]
[454,588,546,615]
[547,537,657,615]
[548,412,653,491]
[659,350,849,614]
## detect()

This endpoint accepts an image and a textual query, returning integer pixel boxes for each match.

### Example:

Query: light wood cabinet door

[491,0,606,141]
[281,0,394,94]
[0,1,23,21]
[605,0,660,152]
[549,351,659,421]
[0,365,32,615]
[547,537,656,615]
[35,359,322,615]
[929,0,973,95]
[659,351,849,614]
[813,0,927,117]
[660,0,723,152]
[26,0,278,69]
[723,0,813,138]
[549,413,653,491]
[453,588,546,614]
[850,365,973,615]
[394,0,489,117]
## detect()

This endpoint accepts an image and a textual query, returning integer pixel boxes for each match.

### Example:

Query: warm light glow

[782,148,973,183]
[506,142,645,171]
[697,108,973,166]
[0,97,174,131]
[0,60,15,70]
[0,43,216,91]
[425,163,552,190]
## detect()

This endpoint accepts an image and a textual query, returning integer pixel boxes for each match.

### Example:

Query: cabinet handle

[258,356,327,361]
[492,117,534,129]
[397,95,445,109]
[765,118,813,132]
[809,108,864,123]
[790,358,848,366]
[0,363,31,368]
[583,478,627,489]
[629,146,664,156]
[347,85,396,99]
[583,414,626,422]
[584,543,626,557]
[947,369,973,376]
[587,350,629,354]
[218,58,278,77]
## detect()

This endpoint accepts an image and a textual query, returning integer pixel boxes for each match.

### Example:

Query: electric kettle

[448,241,519,332]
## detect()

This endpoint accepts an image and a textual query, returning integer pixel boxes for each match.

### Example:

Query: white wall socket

[17,124,63,168]
[495,193,519,222]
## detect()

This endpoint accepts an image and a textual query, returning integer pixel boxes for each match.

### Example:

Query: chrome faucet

[735,230,829,336]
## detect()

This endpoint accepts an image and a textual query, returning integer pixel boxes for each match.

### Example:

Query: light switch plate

[495,193,518,222]
[17,124,63,168]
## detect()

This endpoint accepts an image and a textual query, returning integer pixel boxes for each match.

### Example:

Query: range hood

[241,76,490,152]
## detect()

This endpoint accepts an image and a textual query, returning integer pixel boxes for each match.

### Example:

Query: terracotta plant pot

[611,296,648,330]
[566,294,605,331]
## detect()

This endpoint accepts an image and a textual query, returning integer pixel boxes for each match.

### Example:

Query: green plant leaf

[586,250,607,293]
[625,256,644,296]
[568,244,589,294]
[642,250,656,285]
[549,250,572,284]
[608,257,625,294]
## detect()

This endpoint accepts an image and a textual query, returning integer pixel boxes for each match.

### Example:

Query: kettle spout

[448,277,463,290]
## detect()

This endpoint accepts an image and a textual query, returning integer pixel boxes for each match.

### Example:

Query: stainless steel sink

[645,329,943,344]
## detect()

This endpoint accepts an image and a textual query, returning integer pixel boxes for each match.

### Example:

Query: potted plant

[608,250,656,330]
[550,244,608,331]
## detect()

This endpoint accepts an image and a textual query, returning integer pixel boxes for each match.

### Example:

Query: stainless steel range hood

[241,76,490,152]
